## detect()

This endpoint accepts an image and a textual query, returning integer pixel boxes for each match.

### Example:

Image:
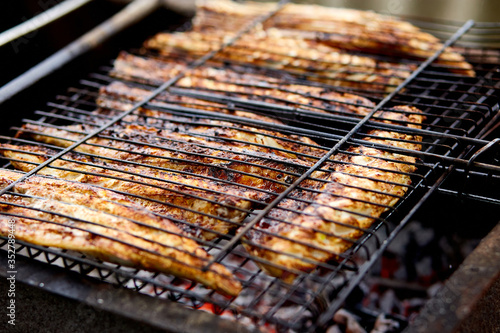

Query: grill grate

[1,1,500,332]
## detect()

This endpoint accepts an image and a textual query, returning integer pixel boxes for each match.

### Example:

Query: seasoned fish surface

[8,105,424,283]
[15,122,323,195]
[242,109,424,281]
[0,169,242,295]
[106,52,377,119]
[0,143,257,241]
[144,30,413,93]
[193,0,475,76]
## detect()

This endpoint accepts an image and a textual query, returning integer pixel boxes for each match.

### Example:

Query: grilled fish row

[1,83,424,294]
[243,112,423,280]
[144,29,415,94]
[99,52,422,145]
[0,169,242,296]
[91,50,425,279]
[192,0,475,77]
[1,141,256,241]
[7,116,325,234]
[5,46,425,287]
[106,51,376,119]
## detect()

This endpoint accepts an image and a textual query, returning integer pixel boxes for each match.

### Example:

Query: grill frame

[0,1,499,332]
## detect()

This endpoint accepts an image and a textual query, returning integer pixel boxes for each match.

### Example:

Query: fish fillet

[242,109,424,281]
[0,144,258,241]
[0,169,241,295]
[192,0,475,76]
[8,119,326,238]
[99,58,284,125]
[106,52,377,119]
[15,122,324,192]
[144,29,413,93]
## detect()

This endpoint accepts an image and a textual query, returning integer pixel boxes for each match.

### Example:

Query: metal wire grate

[0,2,499,332]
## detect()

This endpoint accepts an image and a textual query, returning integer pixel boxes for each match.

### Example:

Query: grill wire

[1,2,500,332]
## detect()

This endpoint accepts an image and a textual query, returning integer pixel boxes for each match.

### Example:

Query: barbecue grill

[0,1,499,332]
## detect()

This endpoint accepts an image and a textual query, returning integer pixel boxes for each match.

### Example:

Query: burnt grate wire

[1,2,500,332]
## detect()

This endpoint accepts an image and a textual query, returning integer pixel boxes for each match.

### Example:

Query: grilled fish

[9,119,327,236]
[10,105,423,280]
[0,0,438,292]
[193,0,475,76]
[96,81,283,125]
[15,121,324,185]
[104,53,425,146]
[15,102,422,196]
[241,109,424,281]
[0,169,242,296]
[144,29,414,93]
[107,52,376,118]
[99,57,284,125]
[0,143,258,241]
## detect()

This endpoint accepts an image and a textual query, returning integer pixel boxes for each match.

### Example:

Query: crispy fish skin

[63,119,318,162]
[0,144,256,241]
[193,0,475,76]
[6,113,326,236]
[267,28,474,77]
[106,53,423,141]
[0,169,241,296]
[242,109,423,282]
[144,30,412,93]
[98,74,283,126]
[108,52,377,117]
[97,80,372,126]
[15,122,321,194]
[97,82,253,123]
